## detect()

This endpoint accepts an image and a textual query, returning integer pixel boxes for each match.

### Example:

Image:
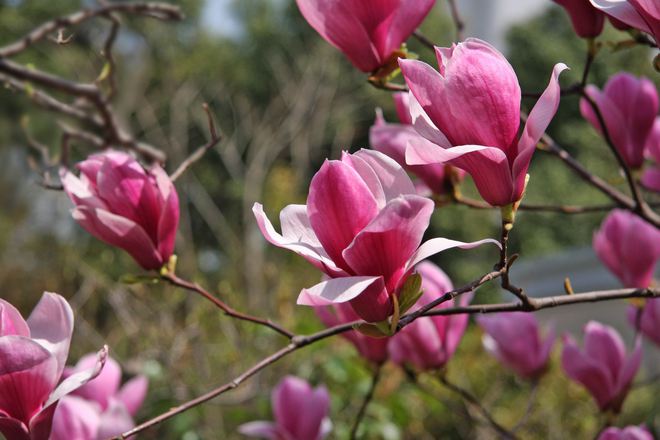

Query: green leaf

[398,273,423,315]
[353,322,391,338]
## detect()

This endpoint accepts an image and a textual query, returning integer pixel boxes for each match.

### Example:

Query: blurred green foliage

[0,1,657,439]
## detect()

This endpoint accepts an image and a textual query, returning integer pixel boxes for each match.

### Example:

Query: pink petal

[252,203,346,277]
[513,63,568,199]
[96,398,135,439]
[583,321,626,381]
[553,0,605,37]
[0,417,30,440]
[60,169,108,212]
[352,149,416,201]
[26,292,74,380]
[71,354,121,410]
[297,277,384,306]
[406,237,500,272]
[407,91,452,148]
[116,375,148,417]
[307,160,379,270]
[273,376,330,440]
[0,300,29,337]
[50,396,101,440]
[238,421,279,439]
[641,167,660,192]
[590,0,654,34]
[0,337,59,425]
[389,316,443,370]
[342,195,434,290]
[152,165,180,262]
[72,206,163,270]
[614,339,642,399]
[393,92,413,125]
[381,0,436,59]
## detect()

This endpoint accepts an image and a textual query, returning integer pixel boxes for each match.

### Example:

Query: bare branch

[446,0,465,41]
[349,364,383,440]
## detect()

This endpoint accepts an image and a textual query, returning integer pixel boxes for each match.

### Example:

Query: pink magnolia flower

[580,73,659,169]
[295,0,436,74]
[477,312,555,379]
[641,117,660,192]
[0,293,106,440]
[593,209,660,289]
[253,149,497,322]
[51,354,149,440]
[61,150,179,271]
[316,303,390,364]
[400,38,567,207]
[627,298,660,346]
[388,261,469,371]
[553,0,605,37]
[370,92,465,195]
[561,321,641,413]
[590,0,660,42]
[597,425,654,440]
[238,376,331,440]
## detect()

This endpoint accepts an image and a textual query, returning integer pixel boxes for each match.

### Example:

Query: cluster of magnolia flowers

[1,0,658,439]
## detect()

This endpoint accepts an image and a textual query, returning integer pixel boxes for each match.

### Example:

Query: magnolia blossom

[388,262,468,371]
[253,149,497,322]
[597,425,654,440]
[369,93,465,195]
[295,0,436,73]
[51,354,148,440]
[627,299,660,346]
[553,0,605,37]
[590,0,660,42]
[477,312,555,379]
[641,117,660,192]
[400,38,567,206]
[0,293,106,440]
[316,303,390,364]
[61,150,179,271]
[593,210,660,289]
[238,376,331,440]
[580,73,659,169]
[561,321,641,412]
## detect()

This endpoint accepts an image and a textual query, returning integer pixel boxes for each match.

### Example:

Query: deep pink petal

[641,167,660,192]
[614,339,642,402]
[382,0,436,58]
[0,416,30,440]
[389,316,443,370]
[116,375,148,417]
[553,0,605,37]
[583,321,625,381]
[590,0,654,35]
[50,396,101,440]
[0,300,29,337]
[71,206,163,270]
[252,203,346,277]
[273,376,329,440]
[343,195,434,290]
[307,160,379,270]
[26,292,74,380]
[393,92,413,125]
[151,165,179,262]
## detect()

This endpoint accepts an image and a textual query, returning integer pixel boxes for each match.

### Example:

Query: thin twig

[117,283,659,438]
[412,30,436,51]
[446,0,465,41]
[511,380,538,433]
[98,13,120,100]
[170,104,221,182]
[349,364,383,440]
[438,375,517,439]
[161,272,294,339]
[0,2,183,58]
[497,222,531,306]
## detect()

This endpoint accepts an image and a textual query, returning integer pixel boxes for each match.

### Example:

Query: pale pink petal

[116,375,148,417]
[45,346,108,409]
[252,203,346,277]
[393,92,412,125]
[26,292,74,379]
[72,206,163,270]
[307,160,379,270]
[238,421,279,439]
[297,276,384,306]
[60,169,108,211]
[590,0,654,34]
[96,398,135,439]
[343,195,434,290]
[50,396,101,440]
[407,91,452,148]
[71,354,121,410]
[352,149,416,201]
[406,237,500,272]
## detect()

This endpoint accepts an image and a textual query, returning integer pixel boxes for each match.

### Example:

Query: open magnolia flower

[0,293,107,440]
[61,150,179,271]
[590,0,659,42]
[51,354,148,440]
[295,0,436,74]
[400,38,567,207]
[254,149,497,323]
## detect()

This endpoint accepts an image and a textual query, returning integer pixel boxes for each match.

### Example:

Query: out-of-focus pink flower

[0,293,106,440]
[51,353,148,440]
[597,425,654,440]
[388,262,468,371]
[61,150,179,271]
[254,149,497,322]
[590,0,660,42]
[627,298,660,346]
[477,312,555,379]
[580,73,658,169]
[316,303,390,364]
[553,0,605,37]
[641,117,660,192]
[400,38,567,206]
[370,93,465,195]
[561,321,641,413]
[593,209,660,289]
[295,0,436,73]
[238,376,331,440]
